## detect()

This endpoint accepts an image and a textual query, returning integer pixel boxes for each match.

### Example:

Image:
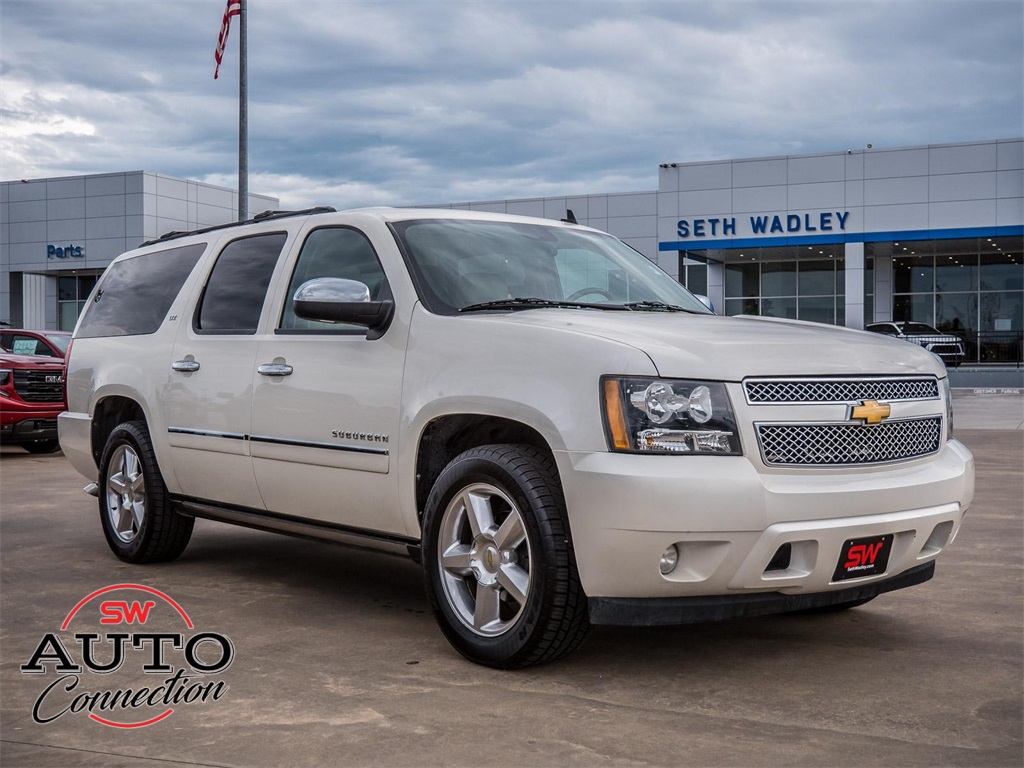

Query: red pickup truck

[0,350,66,453]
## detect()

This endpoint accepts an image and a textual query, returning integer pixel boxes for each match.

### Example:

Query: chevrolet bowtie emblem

[851,400,891,424]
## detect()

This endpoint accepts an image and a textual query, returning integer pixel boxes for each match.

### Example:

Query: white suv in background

[60,208,974,668]
[865,321,966,367]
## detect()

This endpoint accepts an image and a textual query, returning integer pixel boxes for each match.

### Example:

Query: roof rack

[141,206,337,246]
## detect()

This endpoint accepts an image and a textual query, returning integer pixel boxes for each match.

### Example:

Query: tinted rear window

[77,243,206,338]
[194,233,287,334]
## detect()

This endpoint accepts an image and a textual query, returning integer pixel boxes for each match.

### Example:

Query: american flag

[214,0,242,79]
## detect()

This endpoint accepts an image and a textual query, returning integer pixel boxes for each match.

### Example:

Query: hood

[487,310,946,381]
[0,352,65,369]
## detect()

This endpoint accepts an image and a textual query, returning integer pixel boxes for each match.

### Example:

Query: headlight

[602,377,742,455]
[0,369,11,386]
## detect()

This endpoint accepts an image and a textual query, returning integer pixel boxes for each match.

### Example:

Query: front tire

[98,421,193,563]
[422,444,590,668]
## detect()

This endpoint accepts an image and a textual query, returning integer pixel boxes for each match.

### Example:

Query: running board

[172,495,421,560]
[83,482,99,497]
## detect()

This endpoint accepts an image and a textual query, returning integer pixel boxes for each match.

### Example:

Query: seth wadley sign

[676,211,852,239]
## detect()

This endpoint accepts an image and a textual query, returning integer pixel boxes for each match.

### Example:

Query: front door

[250,226,408,534]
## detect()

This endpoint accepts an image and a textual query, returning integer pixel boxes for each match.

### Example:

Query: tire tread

[99,421,193,564]
[423,443,591,668]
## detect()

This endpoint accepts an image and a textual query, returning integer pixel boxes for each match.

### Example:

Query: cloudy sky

[2,0,1022,209]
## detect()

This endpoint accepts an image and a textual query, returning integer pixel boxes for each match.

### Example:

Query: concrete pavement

[1,395,1021,767]
[952,389,1024,430]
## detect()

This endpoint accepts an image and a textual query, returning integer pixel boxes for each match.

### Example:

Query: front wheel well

[415,415,556,519]
[91,396,146,465]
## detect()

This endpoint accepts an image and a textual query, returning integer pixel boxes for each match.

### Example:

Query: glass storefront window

[682,237,1020,361]
[684,264,707,296]
[724,298,758,316]
[57,273,102,331]
[893,256,933,293]
[798,260,836,297]
[935,255,978,292]
[935,293,977,334]
[725,261,759,298]
[719,247,844,326]
[761,262,796,296]
[59,302,81,331]
[980,247,1024,291]
[893,294,933,325]
[981,292,1023,331]
[761,296,796,320]
[58,277,78,302]
[799,296,836,325]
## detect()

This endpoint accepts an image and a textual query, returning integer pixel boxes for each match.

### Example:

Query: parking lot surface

[1,396,1021,767]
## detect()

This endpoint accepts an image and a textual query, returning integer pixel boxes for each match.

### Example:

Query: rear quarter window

[76,243,206,338]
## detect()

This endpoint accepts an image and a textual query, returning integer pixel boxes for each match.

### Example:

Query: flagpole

[238,0,248,221]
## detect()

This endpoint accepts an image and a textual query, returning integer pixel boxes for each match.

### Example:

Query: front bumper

[589,562,935,625]
[0,414,60,443]
[555,439,973,601]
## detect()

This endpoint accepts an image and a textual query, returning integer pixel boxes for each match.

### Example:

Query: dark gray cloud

[2,0,1021,209]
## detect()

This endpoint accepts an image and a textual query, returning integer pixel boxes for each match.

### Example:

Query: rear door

[162,231,290,509]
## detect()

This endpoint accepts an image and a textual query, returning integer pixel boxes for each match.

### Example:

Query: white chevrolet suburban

[60,207,975,668]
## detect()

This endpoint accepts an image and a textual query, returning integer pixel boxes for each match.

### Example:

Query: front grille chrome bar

[743,376,940,405]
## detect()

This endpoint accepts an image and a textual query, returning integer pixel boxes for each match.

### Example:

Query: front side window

[279,227,389,332]
[391,219,709,315]
[195,233,287,334]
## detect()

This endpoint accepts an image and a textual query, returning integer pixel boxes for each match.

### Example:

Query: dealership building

[0,172,277,332]
[2,139,1022,366]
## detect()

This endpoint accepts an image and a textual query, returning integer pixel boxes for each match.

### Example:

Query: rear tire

[422,444,590,668]
[98,421,193,563]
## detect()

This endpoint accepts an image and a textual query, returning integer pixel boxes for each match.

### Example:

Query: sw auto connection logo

[21,584,233,728]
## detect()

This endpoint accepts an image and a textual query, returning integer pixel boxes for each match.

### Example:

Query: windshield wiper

[459,297,629,313]
[622,300,697,313]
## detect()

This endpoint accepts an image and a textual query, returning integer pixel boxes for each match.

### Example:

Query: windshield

[43,333,71,354]
[391,219,711,315]
[900,323,941,334]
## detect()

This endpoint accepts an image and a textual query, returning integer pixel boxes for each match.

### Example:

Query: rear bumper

[589,561,934,625]
[58,410,97,481]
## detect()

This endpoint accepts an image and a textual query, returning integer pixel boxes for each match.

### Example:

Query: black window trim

[192,230,289,336]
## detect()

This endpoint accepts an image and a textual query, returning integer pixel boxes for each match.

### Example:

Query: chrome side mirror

[293,278,394,338]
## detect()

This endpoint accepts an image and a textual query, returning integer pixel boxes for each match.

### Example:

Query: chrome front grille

[744,377,939,404]
[756,417,942,467]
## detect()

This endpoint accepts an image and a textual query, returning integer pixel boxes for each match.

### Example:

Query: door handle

[171,360,201,372]
[258,363,293,376]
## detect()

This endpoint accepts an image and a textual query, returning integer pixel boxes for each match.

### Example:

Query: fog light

[659,544,679,575]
